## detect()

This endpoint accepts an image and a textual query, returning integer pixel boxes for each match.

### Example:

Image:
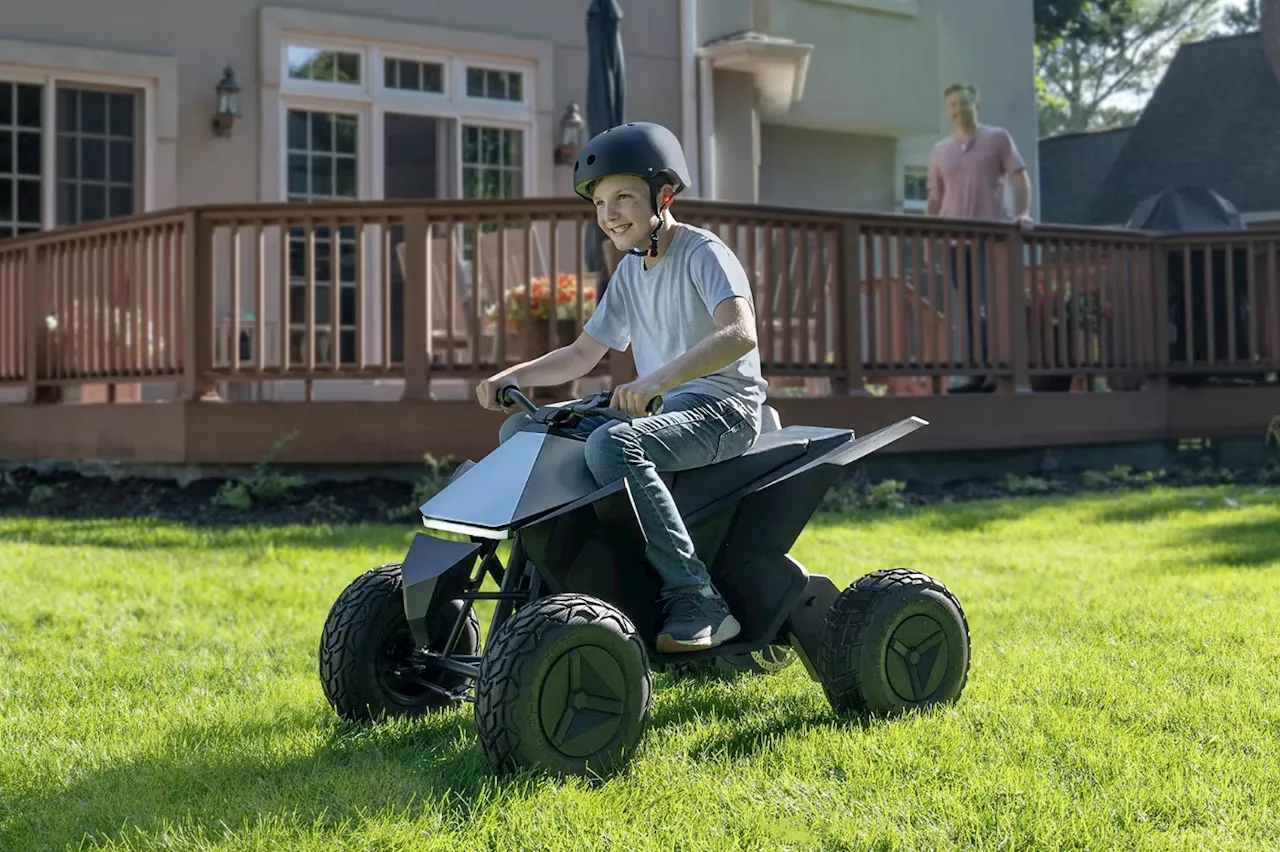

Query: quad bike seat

[667,406,853,513]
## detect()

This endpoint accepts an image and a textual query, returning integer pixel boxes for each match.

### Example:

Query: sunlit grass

[2,485,1279,850]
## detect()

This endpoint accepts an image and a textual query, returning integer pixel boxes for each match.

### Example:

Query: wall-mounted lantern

[212,64,241,138]
[554,102,586,166]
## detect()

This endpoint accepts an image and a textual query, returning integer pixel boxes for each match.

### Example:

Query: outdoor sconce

[212,64,241,138]
[554,102,585,165]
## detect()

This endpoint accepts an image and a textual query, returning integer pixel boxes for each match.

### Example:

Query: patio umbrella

[585,0,626,279]
[586,0,626,137]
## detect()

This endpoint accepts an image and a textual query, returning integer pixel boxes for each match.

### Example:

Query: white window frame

[902,165,928,214]
[277,36,537,204]
[0,64,156,230]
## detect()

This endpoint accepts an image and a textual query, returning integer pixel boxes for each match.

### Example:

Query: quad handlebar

[497,384,663,424]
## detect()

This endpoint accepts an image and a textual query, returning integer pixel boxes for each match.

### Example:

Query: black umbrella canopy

[1125,186,1244,233]
[586,0,626,137]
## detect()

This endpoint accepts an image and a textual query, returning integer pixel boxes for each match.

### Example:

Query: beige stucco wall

[758,124,896,212]
[0,0,683,208]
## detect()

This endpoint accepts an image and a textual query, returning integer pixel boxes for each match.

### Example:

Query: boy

[475,121,768,653]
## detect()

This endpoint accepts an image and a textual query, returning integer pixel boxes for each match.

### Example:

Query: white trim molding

[698,32,812,120]
[802,0,919,18]
[258,4,554,202]
[0,38,178,221]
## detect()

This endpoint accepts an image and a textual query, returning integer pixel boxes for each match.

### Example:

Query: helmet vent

[586,154,596,165]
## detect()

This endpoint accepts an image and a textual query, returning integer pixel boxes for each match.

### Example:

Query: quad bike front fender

[401,532,483,647]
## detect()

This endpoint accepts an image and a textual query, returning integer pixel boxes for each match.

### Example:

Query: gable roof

[1038,126,1133,224]
[1084,32,1280,225]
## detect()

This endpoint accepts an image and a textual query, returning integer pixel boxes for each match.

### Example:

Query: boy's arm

[612,297,756,416]
[476,333,608,410]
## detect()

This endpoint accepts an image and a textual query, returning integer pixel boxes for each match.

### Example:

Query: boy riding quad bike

[318,122,971,778]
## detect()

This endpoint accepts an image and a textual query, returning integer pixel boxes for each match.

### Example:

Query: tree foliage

[1220,0,1261,33]
[1034,0,1219,137]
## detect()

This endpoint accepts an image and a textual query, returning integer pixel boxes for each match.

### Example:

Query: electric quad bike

[318,387,971,778]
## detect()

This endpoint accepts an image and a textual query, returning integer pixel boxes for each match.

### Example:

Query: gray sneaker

[656,592,741,653]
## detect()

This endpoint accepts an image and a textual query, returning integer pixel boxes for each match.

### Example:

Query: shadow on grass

[1086,489,1280,568]
[6,677,884,848]
[5,709,495,849]
[0,516,420,553]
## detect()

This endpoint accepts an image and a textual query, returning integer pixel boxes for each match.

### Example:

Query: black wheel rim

[375,623,435,704]
[885,614,949,703]
[538,645,628,759]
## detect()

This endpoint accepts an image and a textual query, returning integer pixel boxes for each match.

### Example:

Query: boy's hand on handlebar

[476,377,515,412]
[610,375,664,418]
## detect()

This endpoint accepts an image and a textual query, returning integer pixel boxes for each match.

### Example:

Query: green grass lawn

[2,486,1279,851]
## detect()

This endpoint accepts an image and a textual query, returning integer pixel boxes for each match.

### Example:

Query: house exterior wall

[699,0,1039,217]
[0,0,683,217]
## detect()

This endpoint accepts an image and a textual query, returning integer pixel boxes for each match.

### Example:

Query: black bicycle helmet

[572,122,692,257]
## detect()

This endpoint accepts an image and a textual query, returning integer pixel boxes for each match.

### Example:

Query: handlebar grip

[646,395,664,416]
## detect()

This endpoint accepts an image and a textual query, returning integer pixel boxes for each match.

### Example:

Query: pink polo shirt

[928,124,1027,221]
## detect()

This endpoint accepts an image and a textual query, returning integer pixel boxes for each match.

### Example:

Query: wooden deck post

[1007,229,1032,392]
[400,210,432,401]
[835,218,867,395]
[182,212,216,401]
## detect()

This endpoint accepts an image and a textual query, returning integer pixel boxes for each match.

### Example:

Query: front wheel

[319,563,480,721]
[817,568,970,717]
[474,593,652,778]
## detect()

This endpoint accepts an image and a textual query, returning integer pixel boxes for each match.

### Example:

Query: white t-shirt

[584,223,768,431]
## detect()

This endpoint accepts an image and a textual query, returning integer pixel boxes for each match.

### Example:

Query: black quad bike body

[319,388,970,777]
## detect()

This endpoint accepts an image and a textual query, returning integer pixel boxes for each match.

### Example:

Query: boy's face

[592,174,667,252]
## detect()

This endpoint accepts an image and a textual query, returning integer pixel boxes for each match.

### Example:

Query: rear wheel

[817,568,970,717]
[319,563,480,721]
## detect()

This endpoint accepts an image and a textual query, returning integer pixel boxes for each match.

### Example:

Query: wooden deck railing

[1,199,1278,402]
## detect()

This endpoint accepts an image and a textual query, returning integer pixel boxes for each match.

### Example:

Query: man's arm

[926,151,944,216]
[1009,168,1033,220]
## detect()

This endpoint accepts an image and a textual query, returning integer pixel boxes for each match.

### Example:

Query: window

[0,78,141,238]
[287,46,361,86]
[465,66,523,103]
[56,87,139,225]
[385,58,444,94]
[0,82,43,237]
[462,125,523,199]
[903,166,928,214]
[276,37,536,362]
[286,108,359,366]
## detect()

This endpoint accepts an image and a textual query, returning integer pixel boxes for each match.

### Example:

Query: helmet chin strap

[628,192,673,258]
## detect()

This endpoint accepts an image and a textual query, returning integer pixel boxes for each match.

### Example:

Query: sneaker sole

[655,614,742,653]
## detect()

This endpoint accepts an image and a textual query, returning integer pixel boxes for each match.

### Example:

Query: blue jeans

[498,393,758,597]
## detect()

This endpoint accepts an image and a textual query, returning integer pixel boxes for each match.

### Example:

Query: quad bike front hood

[417,429,601,539]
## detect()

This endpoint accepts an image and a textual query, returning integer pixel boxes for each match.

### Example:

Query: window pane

[336,53,360,85]
[0,179,11,221]
[17,84,41,129]
[312,155,333,196]
[335,156,356,197]
[0,84,11,127]
[0,134,10,174]
[288,153,308,198]
[17,179,40,222]
[80,184,104,220]
[57,89,76,132]
[340,285,356,323]
[287,110,308,149]
[422,63,444,92]
[287,46,362,86]
[109,139,134,183]
[466,67,484,98]
[57,135,77,179]
[56,180,76,225]
[81,91,105,134]
[334,116,357,154]
[109,186,133,217]
[16,131,39,175]
[81,137,105,181]
[109,92,134,137]
[383,57,397,88]
[310,112,332,151]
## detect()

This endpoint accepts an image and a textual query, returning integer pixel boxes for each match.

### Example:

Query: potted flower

[486,273,597,398]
